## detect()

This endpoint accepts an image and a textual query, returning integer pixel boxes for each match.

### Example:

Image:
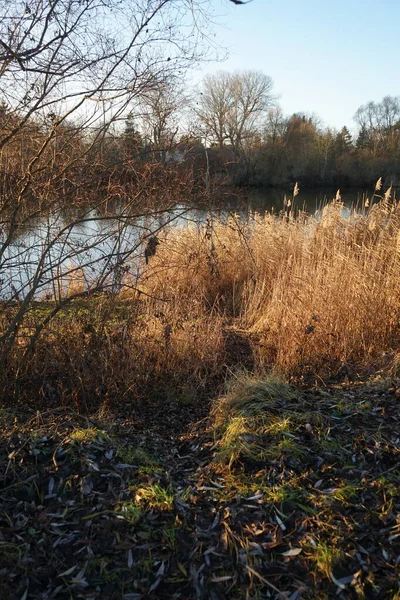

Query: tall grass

[2,296,226,409]
[140,195,400,380]
[2,194,400,409]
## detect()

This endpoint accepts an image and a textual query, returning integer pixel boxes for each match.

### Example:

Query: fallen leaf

[281,548,302,557]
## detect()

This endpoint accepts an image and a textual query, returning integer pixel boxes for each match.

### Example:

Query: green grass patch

[132,483,175,511]
[211,374,308,466]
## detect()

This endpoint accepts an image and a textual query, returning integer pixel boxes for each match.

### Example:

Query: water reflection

[0,207,191,300]
[0,188,369,300]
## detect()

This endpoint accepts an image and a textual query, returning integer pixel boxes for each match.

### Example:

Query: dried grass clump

[212,372,297,424]
[210,373,304,466]
[244,198,400,377]
[139,194,400,380]
[9,296,226,410]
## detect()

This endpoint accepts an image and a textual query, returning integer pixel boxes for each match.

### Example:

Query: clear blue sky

[195,0,400,131]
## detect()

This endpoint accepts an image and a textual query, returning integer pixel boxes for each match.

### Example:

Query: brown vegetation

[139,192,400,382]
[2,192,400,410]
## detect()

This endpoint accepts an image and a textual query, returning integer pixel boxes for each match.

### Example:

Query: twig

[245,565,290,599]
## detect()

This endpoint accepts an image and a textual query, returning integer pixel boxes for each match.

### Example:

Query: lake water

[0,187,373,300]
[221,187,371,215]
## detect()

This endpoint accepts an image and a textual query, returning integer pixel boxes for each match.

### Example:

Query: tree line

[1,75,399,205]
[0,0,398,221]
[116,74,400,189]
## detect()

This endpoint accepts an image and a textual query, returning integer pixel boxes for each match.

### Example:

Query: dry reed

[3,193,400,410]
[141,193,400,381]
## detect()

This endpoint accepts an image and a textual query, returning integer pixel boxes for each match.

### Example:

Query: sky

[194,0,400,132]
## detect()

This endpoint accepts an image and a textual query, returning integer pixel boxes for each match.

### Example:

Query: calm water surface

[0,188,371,300]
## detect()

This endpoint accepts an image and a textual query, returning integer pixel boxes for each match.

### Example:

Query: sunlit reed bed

[2,192,400,409]
[138,192,400,380]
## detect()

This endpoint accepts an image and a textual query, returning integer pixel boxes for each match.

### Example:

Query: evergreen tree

[123,112,143,159]
[356,124,370,149]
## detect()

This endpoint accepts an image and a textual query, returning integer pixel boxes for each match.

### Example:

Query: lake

[0,187,375,300]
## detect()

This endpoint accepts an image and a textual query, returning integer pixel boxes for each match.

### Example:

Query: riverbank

[1,198,400,597]
[3,197,400,410]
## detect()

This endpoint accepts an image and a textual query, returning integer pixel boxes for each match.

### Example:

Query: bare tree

[136,78,189,160]
[195,71,232,148]
[263,106,287,146]
[354,96,400,155]
[0,0,218,218]
[195,70,275,153]
[0,0,213,119]
[0,0,221,373]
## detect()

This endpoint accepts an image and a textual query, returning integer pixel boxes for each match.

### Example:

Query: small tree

[334,126,353,154]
